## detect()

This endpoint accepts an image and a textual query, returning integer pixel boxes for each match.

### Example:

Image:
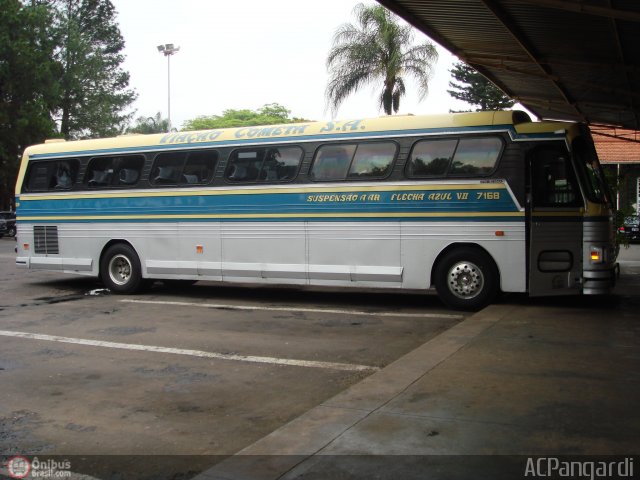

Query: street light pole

[157,43,180,132]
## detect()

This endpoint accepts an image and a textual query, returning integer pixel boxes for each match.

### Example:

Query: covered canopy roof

[378,0,640,130]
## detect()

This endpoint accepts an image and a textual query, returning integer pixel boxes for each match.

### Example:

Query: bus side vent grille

[34,226,59,254]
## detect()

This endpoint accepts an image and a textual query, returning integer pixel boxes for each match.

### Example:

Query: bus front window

[573,137,610,205]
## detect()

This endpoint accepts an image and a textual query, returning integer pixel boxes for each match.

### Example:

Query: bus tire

[434,247,499,311]
[100,243,144,294]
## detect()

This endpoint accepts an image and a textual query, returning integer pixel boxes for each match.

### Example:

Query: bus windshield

[572,136,610,205]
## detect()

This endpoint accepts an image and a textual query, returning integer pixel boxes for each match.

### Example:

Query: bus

[14,111,618,310]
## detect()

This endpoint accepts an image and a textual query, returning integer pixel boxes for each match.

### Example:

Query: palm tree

[326,3,438,116]
[127,112,170,134]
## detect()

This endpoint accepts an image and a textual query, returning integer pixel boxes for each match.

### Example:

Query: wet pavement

[197,246,640,479]
[1,239,639,479]
[0,238,466,478]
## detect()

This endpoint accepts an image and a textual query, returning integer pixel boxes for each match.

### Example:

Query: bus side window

[115,156,144,186]
[449,137,502,175]
[24,159,80,192]
[181,150,218,185]
[347,142,396,179]
[406,139,457,177]
[87,155,144,188]
[51,160,79,189]
[151,150,217,186]
[119,168,139,185]
[151,152,186,185]
[260,146,302,182]
[225,147,301,183]
[310,144,356,181]
[87,157,113,187]
[225,150,263,183]
[25,164,51,192]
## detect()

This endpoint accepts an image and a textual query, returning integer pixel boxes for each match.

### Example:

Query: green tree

[53,0,136,139]
[0,0,60,210]
[325,3,437,116]
[183,103,308,130]
[447,62,515,111]
[127,112,169,134]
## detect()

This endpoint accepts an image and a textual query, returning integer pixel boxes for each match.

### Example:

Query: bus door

[528,146,583,296]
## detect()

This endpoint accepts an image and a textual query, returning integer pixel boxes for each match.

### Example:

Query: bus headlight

[590,246,603,263]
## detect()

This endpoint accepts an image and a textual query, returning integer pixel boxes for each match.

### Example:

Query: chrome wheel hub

[447,261,484,299]
[108,254,132,286]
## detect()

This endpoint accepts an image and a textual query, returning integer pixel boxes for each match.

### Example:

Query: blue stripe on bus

[17,188,519,219]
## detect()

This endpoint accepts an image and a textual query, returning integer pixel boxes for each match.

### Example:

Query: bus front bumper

[582,263,619,295]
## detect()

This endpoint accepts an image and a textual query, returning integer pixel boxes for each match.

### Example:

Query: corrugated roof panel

[379,0,640,129]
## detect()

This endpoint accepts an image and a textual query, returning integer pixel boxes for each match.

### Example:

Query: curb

[194,304,516,480]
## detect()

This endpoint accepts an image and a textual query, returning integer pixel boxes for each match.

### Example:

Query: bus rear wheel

[434,247,499,311]
[100,243,144,294]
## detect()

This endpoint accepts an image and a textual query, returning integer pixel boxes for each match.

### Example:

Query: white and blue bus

[15,111,617,309]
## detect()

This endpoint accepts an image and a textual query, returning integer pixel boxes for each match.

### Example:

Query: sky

[111,0,472,130]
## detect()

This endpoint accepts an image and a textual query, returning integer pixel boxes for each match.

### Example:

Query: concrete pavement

[197,247,640,479]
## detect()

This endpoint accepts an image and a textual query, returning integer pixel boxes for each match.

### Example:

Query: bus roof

[23,110,576,159]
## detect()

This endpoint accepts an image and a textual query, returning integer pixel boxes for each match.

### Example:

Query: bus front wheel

[100,243,144,294]
[434,247,499,311]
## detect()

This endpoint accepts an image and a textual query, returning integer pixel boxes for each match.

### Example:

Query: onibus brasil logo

[5,456,72,478]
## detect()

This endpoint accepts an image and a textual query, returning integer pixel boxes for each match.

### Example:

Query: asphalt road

[0,237,463,476]
[3,237,638,479]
